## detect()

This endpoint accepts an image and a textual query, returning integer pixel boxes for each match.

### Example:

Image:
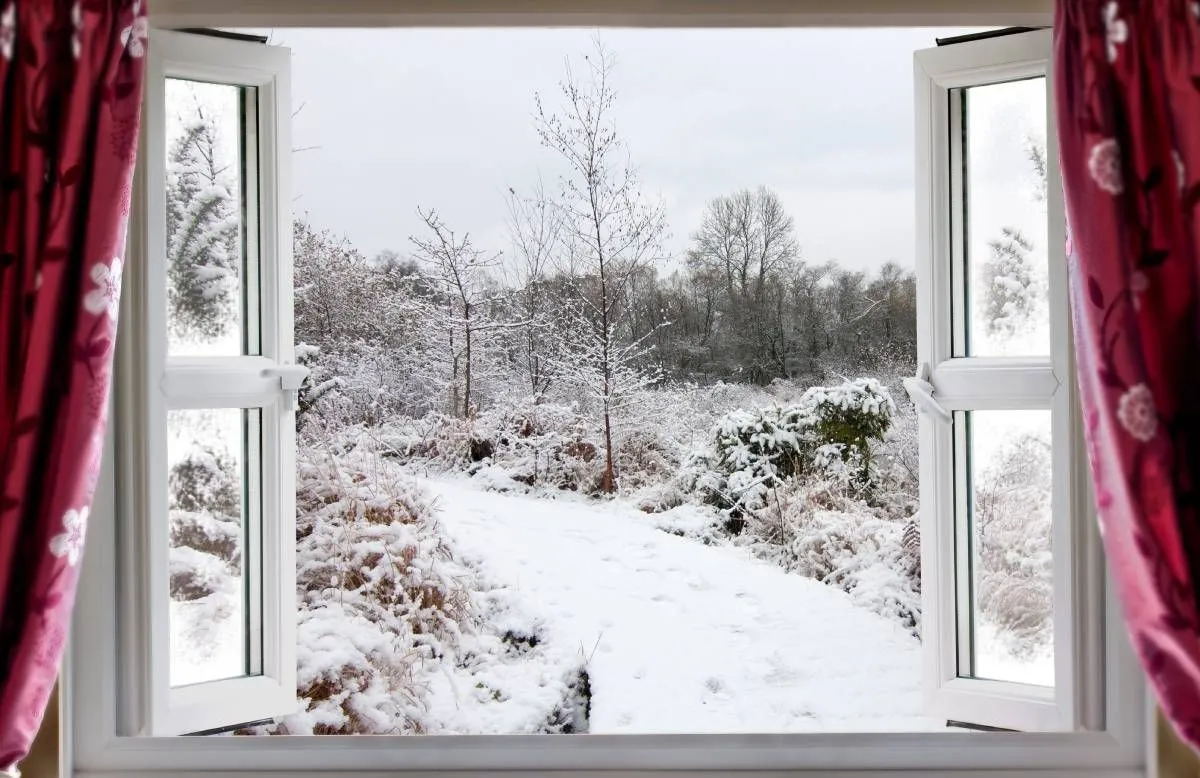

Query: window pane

[957,78,1049,357]
[168,408,263,687]
[956,410,1053,687]
[165,78,260,356]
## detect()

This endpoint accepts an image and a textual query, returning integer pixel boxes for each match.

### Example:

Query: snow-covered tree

[980,136,1049,345]
[293,217,443,428]
[166,110,239,343]
[410,208,506,418]
[534,39,667,493]
[981,227,1039,339]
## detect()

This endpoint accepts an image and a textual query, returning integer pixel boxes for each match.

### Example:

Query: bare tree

[410,208,502,418]
[534,39,667,493]
[504,178,563,400]
[687,186,800,381]
[689,186,799,300]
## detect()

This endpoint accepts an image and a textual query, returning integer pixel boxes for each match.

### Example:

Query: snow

[975,622,1054,687]
[419,475,947,733]
[170,590,245,687]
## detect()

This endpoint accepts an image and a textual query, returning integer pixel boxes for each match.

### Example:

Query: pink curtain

[0,0,145,770]
[1055,0,1200,749]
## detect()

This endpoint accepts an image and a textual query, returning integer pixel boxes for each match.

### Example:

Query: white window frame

[912,28,1101,734]
[79,28,299,740]
[65,8,1151,778]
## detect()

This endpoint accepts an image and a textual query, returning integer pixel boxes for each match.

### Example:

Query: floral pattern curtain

[0,0,145,771]
[1055,0,1200,749]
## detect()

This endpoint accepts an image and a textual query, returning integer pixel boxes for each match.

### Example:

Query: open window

[69,17,1148,778]
[912,27,1103,733]
[116,28,300,736]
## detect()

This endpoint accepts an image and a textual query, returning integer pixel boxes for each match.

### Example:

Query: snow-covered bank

[421,475,946,733]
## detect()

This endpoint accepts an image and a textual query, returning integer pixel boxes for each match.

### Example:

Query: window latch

[262,364,310,411]
[903,363,951,424]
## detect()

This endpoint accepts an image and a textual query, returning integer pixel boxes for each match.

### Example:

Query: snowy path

[422,477,945,734]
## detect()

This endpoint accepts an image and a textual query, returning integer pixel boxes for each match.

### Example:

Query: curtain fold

[0,0,145,770]
[1055,0,1200,749]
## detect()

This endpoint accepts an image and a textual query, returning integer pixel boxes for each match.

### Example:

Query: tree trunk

[601,401,615,494]
[463,301,472,418]
[448,304,459,417]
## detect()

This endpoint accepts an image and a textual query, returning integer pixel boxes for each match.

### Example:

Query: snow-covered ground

[421,475,947,733]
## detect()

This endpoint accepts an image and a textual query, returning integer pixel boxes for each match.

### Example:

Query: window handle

[903,363,952,424]
[262,363,310,411]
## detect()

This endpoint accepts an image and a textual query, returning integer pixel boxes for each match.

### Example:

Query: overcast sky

[233,27,1047,275]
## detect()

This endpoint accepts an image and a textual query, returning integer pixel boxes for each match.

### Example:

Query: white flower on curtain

[1089,138,1124,194]
[0,3,15,61]
[1117,383,1158,442]
[83,257,123,321]
[1130,270,1150,310]
[120,0,146,58]
[1103,1,1129,63]
[71,1,83,59]
[50,507,89,567]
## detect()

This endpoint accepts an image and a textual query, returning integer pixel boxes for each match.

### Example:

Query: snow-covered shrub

[695,379,898,516]
[379,413,475,466]
[298,342,442,434]
[378,400,609,494]
[170,510,240,566]
[288,602,425,734]
[788,378,896,486]
[629,482,687,514]
[169,509,240,601]
[167,442,247,683]
[743,481,920,634]
[613,428,678,491]
[169,541,235,600]
[168,445,241,600]
[706,407,804,514]
[973,429,1053,655]
[473,400,606,493]
[268,450,474,734]
[169,445,239,517]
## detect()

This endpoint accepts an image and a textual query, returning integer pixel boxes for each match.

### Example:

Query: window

[101,29,300,737]
[69,17,1148,778]
[911,28,1099,733]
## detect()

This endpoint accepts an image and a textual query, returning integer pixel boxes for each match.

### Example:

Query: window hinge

[903,363,952,423]
[262,363,310,411]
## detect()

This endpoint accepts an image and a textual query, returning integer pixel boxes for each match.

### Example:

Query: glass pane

[168,408,263,687]
[957,410,1054,687]
[958,77,1049,356]
[165,78,260,356]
